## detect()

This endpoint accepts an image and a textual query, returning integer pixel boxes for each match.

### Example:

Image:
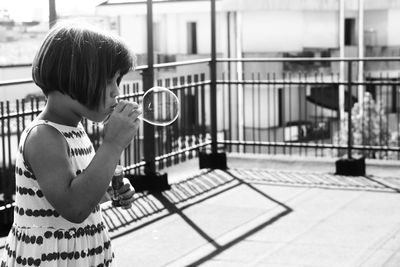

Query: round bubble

[139,86,180,126]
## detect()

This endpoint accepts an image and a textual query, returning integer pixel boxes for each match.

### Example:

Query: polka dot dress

[1,120,114,267]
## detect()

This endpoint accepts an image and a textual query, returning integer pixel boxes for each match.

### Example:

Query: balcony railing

[1,57,400,232]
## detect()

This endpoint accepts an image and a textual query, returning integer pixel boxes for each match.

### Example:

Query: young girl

[1,21,140,266]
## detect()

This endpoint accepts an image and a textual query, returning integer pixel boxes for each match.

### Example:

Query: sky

[0,0,103,22]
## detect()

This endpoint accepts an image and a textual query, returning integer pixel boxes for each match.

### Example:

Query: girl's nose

[110,86,120,98]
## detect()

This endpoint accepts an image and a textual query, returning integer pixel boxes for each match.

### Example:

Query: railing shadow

[103,168,295,266]
[229,168,400,193]
[100,166,400,265]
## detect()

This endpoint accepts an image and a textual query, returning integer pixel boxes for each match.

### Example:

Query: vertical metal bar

[49,0,57,28]
[143,0,156,174]
[314,73,318,157]
[222,72,226,140]
[200,74,206,144]
[22,99,26,130]
[157,79,164,169]
[236,73,240,152]
[258,72,261,154]
[193,74,200,150]
[267,73,271,155]
[1,102,5,173]
[299,73,302,156]
[16,100,21,142]
[187,75,194,159]
[288,73,292,155]
[252,73,255,153]
[135,83,141,174]
[210,0,218,154]
[180,76,186,162]
[165,78,172,166]
[6,102,11,168]
[173,77,180,165]
[397,78,400,160]
[228,69,232,152]
[347,61,353,159]
[305,73,308,157]
[243,72,246,153]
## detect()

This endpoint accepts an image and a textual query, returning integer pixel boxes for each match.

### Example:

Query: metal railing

[1,57,400,229]
[215,57,400,160]
[0,59,213,228]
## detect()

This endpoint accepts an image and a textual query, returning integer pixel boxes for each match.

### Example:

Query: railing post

[210,0,217,155]
[128,0,170,191]
[347,61,353,159]
[199,0,227,169]
[335,59,366,176]
[49,0,57,28]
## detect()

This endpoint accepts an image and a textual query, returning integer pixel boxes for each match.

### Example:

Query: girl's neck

[38,92,83,127]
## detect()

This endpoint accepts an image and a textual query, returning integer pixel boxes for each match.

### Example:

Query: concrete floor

[103,154,400,266]
[2,154,400,266]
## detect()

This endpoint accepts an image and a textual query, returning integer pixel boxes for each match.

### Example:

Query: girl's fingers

[121,203,132,210]
[119,190,134,201]
[115,183,133,194]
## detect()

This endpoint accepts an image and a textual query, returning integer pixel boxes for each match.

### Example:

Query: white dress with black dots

[1,119,114,267]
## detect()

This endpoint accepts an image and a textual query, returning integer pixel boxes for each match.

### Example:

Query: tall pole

[339,0,345,121]
[358,0,364,113]
[143,0,156,174]
[49,0,57,28]
[210,0,218,154]
[235,11,244,152]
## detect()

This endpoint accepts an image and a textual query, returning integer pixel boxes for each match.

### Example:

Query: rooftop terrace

[57,154,400,266]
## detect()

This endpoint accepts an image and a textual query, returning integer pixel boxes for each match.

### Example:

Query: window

[187,22,197,54]
[345,18,356,46]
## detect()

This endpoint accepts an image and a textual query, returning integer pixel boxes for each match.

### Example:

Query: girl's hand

[103,101,141,151]
[113,178,135,209]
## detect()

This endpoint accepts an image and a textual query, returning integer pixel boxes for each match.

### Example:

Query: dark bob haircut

[32,21,135,110]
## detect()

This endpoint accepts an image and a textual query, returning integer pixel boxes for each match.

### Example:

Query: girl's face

[84,71,121,123]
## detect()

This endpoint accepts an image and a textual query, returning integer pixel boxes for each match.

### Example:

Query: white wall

[120,15,147,54]
[387,9,400,46]
[119,11,227,56]
[241,10,338,53]
[365,10,388,46]
[302,11,338,48]
[242,11,304,52]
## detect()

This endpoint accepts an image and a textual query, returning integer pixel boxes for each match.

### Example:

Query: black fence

[1,57,400,229]
[216,57,400,160]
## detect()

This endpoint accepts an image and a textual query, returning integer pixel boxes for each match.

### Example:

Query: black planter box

[127,172,170,192]
[335,157,366,176]
[199,152,228,170]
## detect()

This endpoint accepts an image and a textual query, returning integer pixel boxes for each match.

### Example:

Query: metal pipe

[49,0,57,28]
[210,0,218,154]
[339,0,345,121]
[143,0,156,174]
[347,61,353,159]
[358,0,365,113]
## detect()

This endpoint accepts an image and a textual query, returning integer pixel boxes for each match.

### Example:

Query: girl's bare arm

[25,101,140,223]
